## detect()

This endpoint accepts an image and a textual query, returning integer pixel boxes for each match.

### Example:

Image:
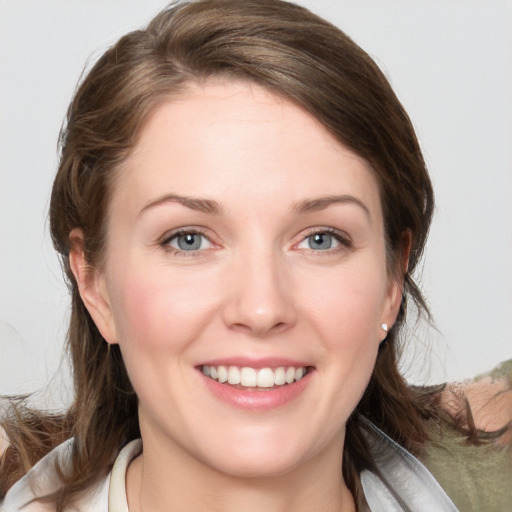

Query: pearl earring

[381,323,388,332]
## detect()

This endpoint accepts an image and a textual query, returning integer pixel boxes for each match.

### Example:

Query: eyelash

[159,226,352,256]
[160,228,213,256]
[296,227,352,253]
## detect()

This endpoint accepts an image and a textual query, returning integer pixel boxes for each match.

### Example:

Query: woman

[0,1,508,511]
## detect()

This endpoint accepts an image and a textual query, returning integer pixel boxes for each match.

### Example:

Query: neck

[126,434,356,512]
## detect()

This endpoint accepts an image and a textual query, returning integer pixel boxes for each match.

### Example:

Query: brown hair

[1,0,437,509]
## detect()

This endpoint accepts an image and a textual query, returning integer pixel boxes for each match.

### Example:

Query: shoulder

[1,439,110,512]
[422,360,512,511]
[440,359,512,442]
[361,417,459,511]
[0,426,9,456]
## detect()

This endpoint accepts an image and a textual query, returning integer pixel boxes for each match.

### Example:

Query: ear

[69,228,118,344]
[381,230,412,333]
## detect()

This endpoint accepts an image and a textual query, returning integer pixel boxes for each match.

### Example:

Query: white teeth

[218,365,228,383]
[227,366,241,385]
[274,367,286,385]
[202,364,309,388]
[257,368,274,388]
[240,367,257,387]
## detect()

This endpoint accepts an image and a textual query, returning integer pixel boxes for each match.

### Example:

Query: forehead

[113,79,381,221]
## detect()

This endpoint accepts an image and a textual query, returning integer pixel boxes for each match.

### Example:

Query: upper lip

[197,357,313,369]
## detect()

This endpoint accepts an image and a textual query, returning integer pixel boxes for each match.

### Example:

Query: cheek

[108,264,221,352]
[302,259,387,395]
[302,260,388,342]
[106,267,221,410]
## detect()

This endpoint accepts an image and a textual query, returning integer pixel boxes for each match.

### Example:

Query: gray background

[1,0,511,409]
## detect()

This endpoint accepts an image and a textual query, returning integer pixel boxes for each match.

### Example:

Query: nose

[222,249,297,338]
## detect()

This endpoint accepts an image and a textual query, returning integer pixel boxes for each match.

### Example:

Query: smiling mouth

[200,365,312,390]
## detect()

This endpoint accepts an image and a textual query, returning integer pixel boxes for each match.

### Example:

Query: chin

[193,428,325,480]
[207,451,305,480]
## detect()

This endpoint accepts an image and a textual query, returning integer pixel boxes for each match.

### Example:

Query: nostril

[272,322,288,332]
[228,319,290,338]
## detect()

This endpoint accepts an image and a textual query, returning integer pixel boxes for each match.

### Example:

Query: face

[75,80,401,479]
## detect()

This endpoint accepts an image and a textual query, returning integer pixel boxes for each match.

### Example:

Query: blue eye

[306,232,336,250]
[297,230,349,252]
[166,231,212,252]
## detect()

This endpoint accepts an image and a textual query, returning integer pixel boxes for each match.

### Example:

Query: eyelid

[294,226,353,250]
[158,226,352,255]
[160,226,217,254]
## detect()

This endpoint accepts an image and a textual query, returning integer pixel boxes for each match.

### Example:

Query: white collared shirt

[1,422,458,512]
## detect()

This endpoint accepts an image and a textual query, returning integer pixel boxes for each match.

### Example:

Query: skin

[71,80,403,512]
[442,377,512,446]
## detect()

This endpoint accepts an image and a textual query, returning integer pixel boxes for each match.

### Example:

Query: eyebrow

[138,193,223,217]
[138,193,370,219]
[293,194,371,218]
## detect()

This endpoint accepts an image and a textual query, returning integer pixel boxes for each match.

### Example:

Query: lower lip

[199,370,314,411]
